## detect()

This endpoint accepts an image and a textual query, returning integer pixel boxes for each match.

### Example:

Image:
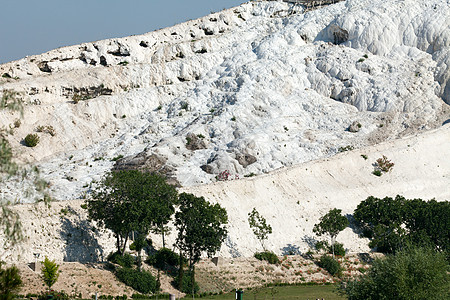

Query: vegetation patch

[115,267,159,294]
[23,133,40,147]
[254,251,280,264]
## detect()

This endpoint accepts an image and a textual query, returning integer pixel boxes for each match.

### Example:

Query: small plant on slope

[248,207,272,251]
[23,134,39,147]
[313,208,349,257]
[375,155,394,173]
[41,256,59,289]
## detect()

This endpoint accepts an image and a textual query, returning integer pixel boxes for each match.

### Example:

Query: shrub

[115,267,158,294]
[375,155,394,173]
[332,242,346,257]
[254,251,280,264]
[0,263,22,300]
[338,145,354,152]
[107,252,135,268]
[317,255,342,277]
[216,170,231,181]
[146,248,185,270]
[372,170,382,176]
[174,272,199,294]
[41,256,59,288]
[23,134,39,147]
[37,290,69,300]
[315,240,329,252]
[343,247,450,299]
[116,268,159,294]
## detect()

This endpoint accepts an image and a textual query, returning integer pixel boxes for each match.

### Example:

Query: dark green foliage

[146,248,185,270]
[248,207,272,251]
[107,252,135,268]
[317,255,342,277]
[372,169,382,176]
[332,242,345,257]
[174,272,199,294]
[175,192,228,294]
[23,133,39,147]
[343,247,450,300]
[85,170,178,254]
[41,256,59,288]
[313,208,348,256]
[315,240,329,252]
[315,241,345,256]
[0,263,22,300]
[353,195,449,254]
[0,139,18,175]
[254,251,280,264]
[115,267,159,294]
[37,290,70,300]
[175,193,228,266]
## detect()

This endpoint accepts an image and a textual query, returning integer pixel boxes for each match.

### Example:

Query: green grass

[187,285,344,300]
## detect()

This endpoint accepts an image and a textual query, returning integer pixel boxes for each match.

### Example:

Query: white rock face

[0,0,448,204]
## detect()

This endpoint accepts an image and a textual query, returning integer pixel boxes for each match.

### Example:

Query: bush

[41,257,59,288]
[23,133,39,147]
[315,240,329,252]
[317,255,342,277]
[146,248,184,270]
[0,264,22,300]
[332,242,346,257]
[254,251,280,264]
[115,267,158,294]
[37,290,69,300]
[174,272,199,294]
[107,252,135,268]
[375,155,394,173]
[343,247,450,300]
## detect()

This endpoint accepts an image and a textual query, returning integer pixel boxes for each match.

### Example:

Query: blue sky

[0,0,246,64]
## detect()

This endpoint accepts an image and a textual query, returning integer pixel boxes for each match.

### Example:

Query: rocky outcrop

[236,153,257,168]
[185,133,207,151]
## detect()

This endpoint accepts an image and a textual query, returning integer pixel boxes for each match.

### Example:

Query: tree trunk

[121,235,129,256]
[191,264,196,297]
[331,235,336,258]
[137,249,142,271]
[116,234,121,254]
[177,249,184,290]
[162,226,166,249]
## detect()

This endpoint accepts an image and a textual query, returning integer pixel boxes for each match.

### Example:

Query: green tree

[313,208,349,257]
[0,262,22,300]
[41,256,59,289]
[1,202,22,253]
[248,207,272,251]
[353,195,449,254]
[175,192,228,294]
[85,170,177,255]
[343,246,450,300]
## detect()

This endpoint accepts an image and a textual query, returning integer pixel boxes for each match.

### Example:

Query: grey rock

[236,153,257,167]
[185,133,207,151]
[348,121,362,133]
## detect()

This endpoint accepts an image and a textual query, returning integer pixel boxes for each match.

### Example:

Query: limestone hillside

[0,0,449,262]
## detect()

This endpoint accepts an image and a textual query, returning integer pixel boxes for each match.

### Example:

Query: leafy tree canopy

[343,246,450,300]
[175,192,228,268]
[313,208,348,256]
[85,170,178,255]
[41,256,59,289]
[0,262,22,300]
[248,207,272,251]
[353,195,449,254]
